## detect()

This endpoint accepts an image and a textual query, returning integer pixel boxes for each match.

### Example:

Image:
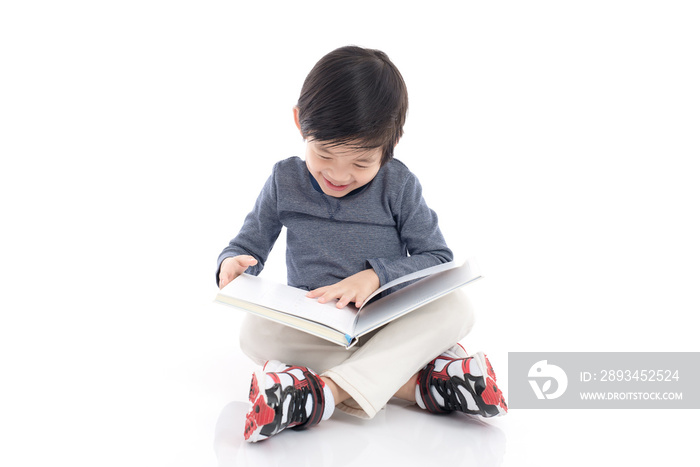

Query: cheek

[305,156,321,174]
[355,168,379,186]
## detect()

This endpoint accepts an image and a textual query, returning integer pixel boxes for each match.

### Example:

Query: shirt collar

[307,171,370,198]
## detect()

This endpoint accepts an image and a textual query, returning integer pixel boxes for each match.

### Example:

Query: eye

[316,153,331,160]
[354,164,369,169]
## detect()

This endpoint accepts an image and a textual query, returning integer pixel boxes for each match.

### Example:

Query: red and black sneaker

[244,361,333,443]
[416,351,508,418]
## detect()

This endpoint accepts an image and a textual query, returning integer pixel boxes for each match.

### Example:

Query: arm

[367,172,453,285]
[215,169,283,287]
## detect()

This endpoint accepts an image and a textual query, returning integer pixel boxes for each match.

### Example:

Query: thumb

[234,255,258,273]
[239,256,258,271]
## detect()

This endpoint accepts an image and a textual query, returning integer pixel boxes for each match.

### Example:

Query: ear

[293,106,304,138]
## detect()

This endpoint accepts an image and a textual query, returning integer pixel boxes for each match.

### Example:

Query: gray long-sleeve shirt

[216,157,452,290]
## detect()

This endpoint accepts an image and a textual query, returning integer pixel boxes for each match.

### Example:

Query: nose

[325,165,351,185]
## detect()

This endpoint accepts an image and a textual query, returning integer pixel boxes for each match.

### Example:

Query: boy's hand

[218,255,258,289]
[306,269,380,309]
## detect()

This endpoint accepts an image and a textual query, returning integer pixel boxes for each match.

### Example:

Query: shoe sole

[472,352,508,416]
[244,370,276,442]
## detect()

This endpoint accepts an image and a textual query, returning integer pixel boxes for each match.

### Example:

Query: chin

[323,189,349,198]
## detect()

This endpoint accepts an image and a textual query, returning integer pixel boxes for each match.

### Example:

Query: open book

[214,259,481,348]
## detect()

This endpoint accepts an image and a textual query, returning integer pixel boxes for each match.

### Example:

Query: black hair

[296,46,408,166]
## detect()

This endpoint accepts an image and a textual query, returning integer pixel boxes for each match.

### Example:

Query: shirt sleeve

[366,173,453,285]
[215,167,284,287]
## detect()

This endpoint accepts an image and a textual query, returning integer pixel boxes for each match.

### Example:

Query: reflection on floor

[214,398,507,467]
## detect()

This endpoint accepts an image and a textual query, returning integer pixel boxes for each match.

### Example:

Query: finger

[354,293,369,308]
[235,256,257,272]
[318,288,343,304]
[336,292,356,309]
[306,287,327,298]
[220,270,240,289]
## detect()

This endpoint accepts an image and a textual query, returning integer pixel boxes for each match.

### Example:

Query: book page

[353,259,481,336]
[357,260,462,310]
[217,273,358,334]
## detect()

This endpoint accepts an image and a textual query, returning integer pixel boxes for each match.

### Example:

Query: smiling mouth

[323,177,350,191]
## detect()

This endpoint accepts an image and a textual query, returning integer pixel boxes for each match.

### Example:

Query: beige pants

[239,289,475,419]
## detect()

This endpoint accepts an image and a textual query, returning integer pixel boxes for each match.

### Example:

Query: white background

[1,1,698,466]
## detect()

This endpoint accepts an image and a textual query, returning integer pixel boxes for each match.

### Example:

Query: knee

[239,315,274,365]
[456,294,476,338]
[434,289,476,341]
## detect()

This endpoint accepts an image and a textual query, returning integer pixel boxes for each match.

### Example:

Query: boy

[216,46,507,443]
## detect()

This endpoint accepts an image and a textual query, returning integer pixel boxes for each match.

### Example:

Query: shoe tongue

[433,357,451,372]
[468,355,484,377]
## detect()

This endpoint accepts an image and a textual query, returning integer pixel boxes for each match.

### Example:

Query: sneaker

[416,351,508,417]
[244,361,334,442]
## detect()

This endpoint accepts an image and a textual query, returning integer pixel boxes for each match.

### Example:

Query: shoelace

[264,368,324,435]
[432,374,478,412]
[280,382,313,427]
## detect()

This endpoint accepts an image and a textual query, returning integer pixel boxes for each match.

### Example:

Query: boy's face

[305,140,382,198]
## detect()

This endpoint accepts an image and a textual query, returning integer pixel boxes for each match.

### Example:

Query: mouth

[323,176,350,192]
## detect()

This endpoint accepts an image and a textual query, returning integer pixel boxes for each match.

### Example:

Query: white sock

[321,384,335,421]
[415,383,427,410]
